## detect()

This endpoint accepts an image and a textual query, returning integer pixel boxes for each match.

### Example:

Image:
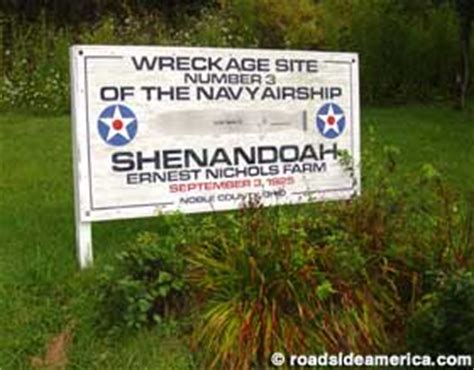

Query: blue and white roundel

[97,104,137,146]
[316,103,346,139]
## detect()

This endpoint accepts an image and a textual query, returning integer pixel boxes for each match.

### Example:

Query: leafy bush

[229,0,325,48]
[0,15,70,113]
[98,232,188,331]
[321,0,460,103]
[169,7,255,48]
[407,270,474,355]
[1,1,473,111]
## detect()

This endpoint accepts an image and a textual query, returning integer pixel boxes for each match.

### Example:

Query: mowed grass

[0,113,194,369]
[0,104,473,369]
[365,104,474,190]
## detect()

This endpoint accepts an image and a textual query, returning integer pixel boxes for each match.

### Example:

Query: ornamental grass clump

[184,142,474,369]
[186,200,393,369]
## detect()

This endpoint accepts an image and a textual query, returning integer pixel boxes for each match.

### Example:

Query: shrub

[407,270,474,355]
[182,133,474,369]
[0,14,70,113]
[185,203,397,369]
[186,207,325,369]
[229,0,325,49]
[321,0,460,103]
[1,1,473,111]
[98,232,188,331]
[169,7,253,48]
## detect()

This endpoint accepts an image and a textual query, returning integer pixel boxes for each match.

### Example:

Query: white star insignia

[318,104,344,135]
[99,106,136,141]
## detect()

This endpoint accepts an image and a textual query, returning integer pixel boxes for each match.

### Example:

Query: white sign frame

[70,45,360,268]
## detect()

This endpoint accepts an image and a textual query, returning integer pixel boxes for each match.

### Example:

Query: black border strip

[323,60,351,64]
[92,201,174,210]
[292,187,354,195]
[302,110,307,131]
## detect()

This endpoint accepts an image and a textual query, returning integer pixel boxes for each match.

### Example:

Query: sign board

[70,45,360,267]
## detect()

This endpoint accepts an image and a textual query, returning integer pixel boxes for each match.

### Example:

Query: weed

[98,232,189,331]
[407,270,474,355]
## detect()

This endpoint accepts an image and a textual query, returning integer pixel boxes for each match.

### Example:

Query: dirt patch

[30,321,75,370]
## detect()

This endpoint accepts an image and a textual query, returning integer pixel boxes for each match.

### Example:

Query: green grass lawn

[365,104,474,190]
[0,104,473,369]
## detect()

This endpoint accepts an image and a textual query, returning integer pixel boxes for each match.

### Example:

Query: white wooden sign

[70,45,360,268]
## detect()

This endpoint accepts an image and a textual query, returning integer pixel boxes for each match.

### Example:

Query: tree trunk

[458,16,471,110]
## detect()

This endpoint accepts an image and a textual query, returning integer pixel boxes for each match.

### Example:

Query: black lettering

[258,146,278,164]
[300,144,319,161]
[320,143,338,160]
[137,151,160,170]
[163,150,183,169]
[131,56,157,71]
[280,145,299,162]
[112,152,135,171]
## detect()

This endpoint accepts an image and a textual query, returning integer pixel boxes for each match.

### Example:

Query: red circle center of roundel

[112,119,123,130]
[327,116,336,125]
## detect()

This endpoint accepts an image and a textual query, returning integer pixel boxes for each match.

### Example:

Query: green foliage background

[0,0,472,112]
[1,1,474,368]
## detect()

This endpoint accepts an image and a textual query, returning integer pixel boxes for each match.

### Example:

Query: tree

[433,0,473,108]
[453,0,474,109]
